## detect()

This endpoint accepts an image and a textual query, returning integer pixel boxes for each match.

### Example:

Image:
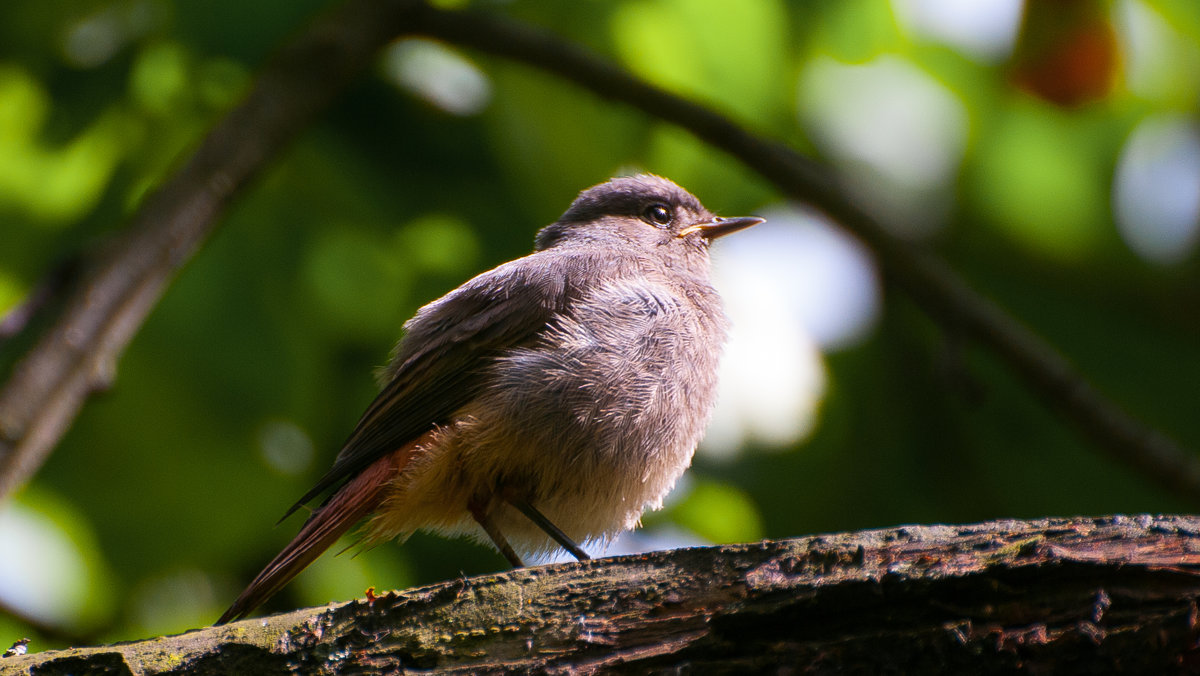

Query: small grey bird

[217,174,763,624]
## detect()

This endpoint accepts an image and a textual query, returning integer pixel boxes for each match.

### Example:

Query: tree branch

[0,0,423,500]
[8,516,1200,672]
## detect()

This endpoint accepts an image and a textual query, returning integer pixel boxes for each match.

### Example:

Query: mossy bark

[8,515,1200,674]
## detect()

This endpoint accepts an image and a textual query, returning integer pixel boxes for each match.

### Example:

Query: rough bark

[7,515,1200,674]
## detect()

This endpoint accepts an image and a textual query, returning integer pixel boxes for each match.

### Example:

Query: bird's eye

[643,204,673,227]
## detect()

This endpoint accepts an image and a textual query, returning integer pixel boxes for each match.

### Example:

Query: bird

[216,174,764,624]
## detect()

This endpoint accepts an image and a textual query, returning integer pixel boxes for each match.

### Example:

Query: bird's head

[535,175,763,261]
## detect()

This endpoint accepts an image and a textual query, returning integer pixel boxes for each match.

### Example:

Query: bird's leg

[468,497,525,567]
[506,496,591,562]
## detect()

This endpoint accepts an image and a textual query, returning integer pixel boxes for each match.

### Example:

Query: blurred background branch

[0,0,420,501]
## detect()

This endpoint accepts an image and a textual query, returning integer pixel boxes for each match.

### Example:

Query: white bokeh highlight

[1114,114,1200,265]
[382,39,492,116]
[702,207,881,457]
[892,0,1024,61]
[798,56,969,236]
[1117,0,1200,103]
[0,501,93,625]
[258,419,316,477]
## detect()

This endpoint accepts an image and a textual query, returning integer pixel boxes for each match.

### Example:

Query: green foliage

[969,101,1116,259]
[663,479,764,545]
[1,0,1198,649]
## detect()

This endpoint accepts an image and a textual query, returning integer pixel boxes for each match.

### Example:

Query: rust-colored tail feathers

[215,445,413,625]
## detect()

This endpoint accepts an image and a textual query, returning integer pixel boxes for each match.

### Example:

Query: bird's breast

[481,274,727,496]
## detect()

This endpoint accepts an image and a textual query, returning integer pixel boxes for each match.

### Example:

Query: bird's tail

[215,446,412,625]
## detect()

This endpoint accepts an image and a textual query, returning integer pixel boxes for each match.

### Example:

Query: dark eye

[643,204,672,227]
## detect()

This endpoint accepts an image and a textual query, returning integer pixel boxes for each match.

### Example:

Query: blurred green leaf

[968,100,1110,259]
[1123,0,1200,107]
[303,224,415,342]
[667,480,764,544]
[611,0,789,121]
[811,0,905,63]
[130,41,190,115]
[394,214,481,278]
[0,269,23,314]
[0,67,127,224]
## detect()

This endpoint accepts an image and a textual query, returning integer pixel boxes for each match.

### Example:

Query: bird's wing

[281,255,572,520]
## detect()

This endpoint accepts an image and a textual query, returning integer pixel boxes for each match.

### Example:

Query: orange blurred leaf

[1010,0,1120,106]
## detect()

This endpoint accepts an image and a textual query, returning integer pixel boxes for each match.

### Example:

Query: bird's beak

[677,216,765,240]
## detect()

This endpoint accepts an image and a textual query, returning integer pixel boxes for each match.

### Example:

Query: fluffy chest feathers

[487,267,727,477]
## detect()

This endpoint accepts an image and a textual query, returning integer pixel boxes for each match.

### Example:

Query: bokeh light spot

[893,0,1023,61]
[1114,114,1200,265]
[799,55,969,235]
[383,39,491,116]
[704,207,880,456]
[258,419,316,477]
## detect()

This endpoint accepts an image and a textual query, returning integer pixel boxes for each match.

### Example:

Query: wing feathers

[282,262,567,517]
